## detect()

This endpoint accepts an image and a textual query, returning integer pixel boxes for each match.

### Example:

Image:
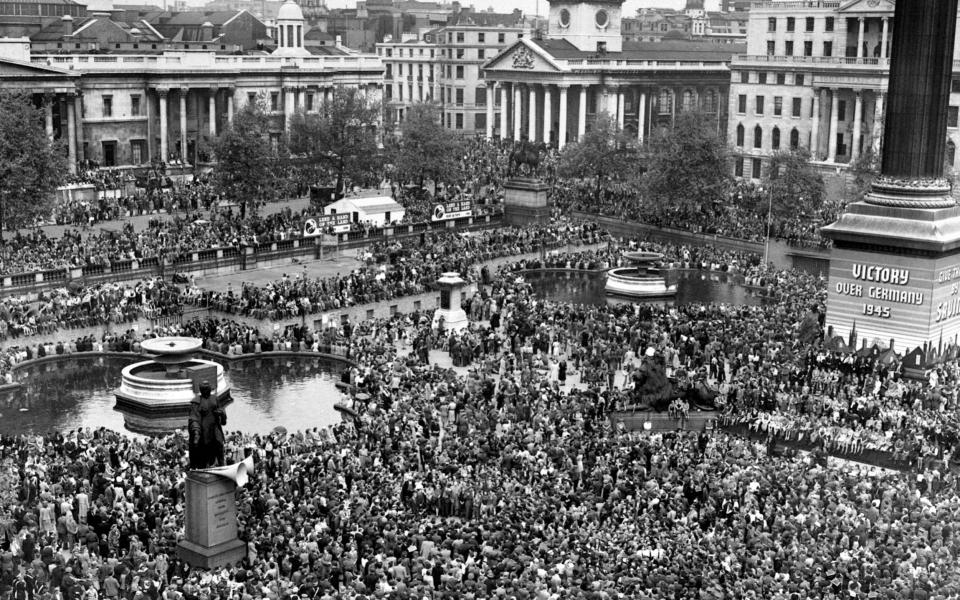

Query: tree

[849,147,880,203]
[388,103,464,190]
[760,148,826,221]
[210,96,278,218]
[288,87,381,195]
[640,110,730,220]
[0,91,68,239]
[558,112,636,203]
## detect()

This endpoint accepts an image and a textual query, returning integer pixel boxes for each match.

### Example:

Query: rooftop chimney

[61,14,74,36]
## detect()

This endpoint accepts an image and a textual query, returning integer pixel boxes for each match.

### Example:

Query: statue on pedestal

[188,382,226,469]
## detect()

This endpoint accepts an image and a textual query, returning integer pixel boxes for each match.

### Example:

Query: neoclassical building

[481,0,743,149]
[728,0,960,180]
[0,0,383,173]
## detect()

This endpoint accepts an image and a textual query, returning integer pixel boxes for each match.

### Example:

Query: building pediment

[0,57,76,79]
[482,39,565,75]
[837,0,894,14]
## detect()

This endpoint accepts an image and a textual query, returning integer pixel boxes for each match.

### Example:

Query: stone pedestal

[504,178,550,225]
[432,272,469,333]
[176,472,246,569]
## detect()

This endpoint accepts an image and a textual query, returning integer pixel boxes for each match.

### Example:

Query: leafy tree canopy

[0,91,68,236]
[210,96,278,218]
[640,111,730,219]
[288,87,381,194]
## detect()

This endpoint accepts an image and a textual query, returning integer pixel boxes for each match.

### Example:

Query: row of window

[736,71,805,86]
[735,123,802,151]
[385,63,435,79]
[438,31,510,45]
[767,16,834,33]
[380,47,436,59]
[736,94,809,118]
[766,39,834,57]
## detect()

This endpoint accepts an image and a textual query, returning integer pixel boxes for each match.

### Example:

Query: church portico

[482,0,739,148]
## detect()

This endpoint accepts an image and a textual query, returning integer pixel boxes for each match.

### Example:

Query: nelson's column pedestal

[822,0,960,356]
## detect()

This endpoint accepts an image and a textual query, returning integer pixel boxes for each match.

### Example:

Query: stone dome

[277,0,304,21]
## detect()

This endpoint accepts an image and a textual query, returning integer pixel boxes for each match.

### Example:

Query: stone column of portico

[73,92,83,164]
[179,88,188,162]
[857,17,866,59]
[616,88,625,129]
[637,89,646,144]
[226,88,234,125]
[810,88,821,160]
[298,87,306,113]
[43,94,54,140]
[208,88,217,137]
[851,90,864,162]
[578,85,587,141]
[542,85,552,145]
[500,84,509,140]
[485,82,495,140]
[513,84,522,140]
[66,95,77,174]
[881,18,889,59]
[600,86,610,117]
[558,85,569,150]
[827,88,839,162]
[159,89,169,162]
[284,87,295,131]
[871,91,884,155]
[528,84,537,142]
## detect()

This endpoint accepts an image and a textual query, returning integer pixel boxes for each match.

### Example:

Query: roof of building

[277,0,303,21]
[446,9,522,27]
[159,9,245,26]
[30,14,163,41]
[532,38,745,61]
[329,196,403,213]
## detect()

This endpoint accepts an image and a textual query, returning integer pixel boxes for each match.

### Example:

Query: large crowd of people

[5,149,960,600]
[3,261,960,598]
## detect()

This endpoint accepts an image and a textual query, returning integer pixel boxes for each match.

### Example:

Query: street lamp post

[763,187,772,269]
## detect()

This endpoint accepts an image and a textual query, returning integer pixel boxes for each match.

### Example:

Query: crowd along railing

[0,214,504,297]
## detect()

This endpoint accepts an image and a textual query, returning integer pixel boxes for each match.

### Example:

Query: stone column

[881,18,889,59]
[485,82,495,140]
[558,85,568,150]
[284,87,295,131]
[600,86,610,117]
[872,91,885,156]
[827,88,839,163]
[500,84,509,140]
[851,90,863,162]
[73,92,83,164]
[810,88,821,160]
[179,88,188,162]
[226,89,234,125]
[528,84,537,142]
[513,84,522,140]
[670,88,677,126]
[882,1,957,179]
[159,89,169,162]
[542,85,552,145]
[208,88,217,137]
[298,87,306,113]
[637,90,646,144]
[578,85,587,141]
[857,17,866,59]
[44,94,54,140]
[616,88,625,129]
[66,95,77,174]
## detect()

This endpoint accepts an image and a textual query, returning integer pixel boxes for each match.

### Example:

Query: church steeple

[547,0,625,53]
